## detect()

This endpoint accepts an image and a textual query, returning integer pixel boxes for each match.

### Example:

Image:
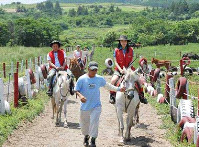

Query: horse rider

[109,35,148,104]
[75,61,125,147]
[46,40,74,96]
[73,45,84,69]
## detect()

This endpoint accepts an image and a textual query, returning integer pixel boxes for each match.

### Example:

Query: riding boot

[89,137,96,147]
[83,135,90,147]
[46,86,53,96]
[69,78,75,95]
[46,80,53,96]
[139,92,148,104]
[109,92,116,104]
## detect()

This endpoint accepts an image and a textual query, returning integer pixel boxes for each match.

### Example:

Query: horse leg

[51,98,55,119]
[59,100,64,126]
[56,104,59,126]
[125,113,134,141]
[116,106,124,142]
[63,98,68,128]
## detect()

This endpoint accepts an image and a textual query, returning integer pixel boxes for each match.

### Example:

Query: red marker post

[14,72,18,108]
[3,63,6,78]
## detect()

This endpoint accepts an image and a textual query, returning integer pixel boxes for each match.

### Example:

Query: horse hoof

[64,123,68,128]
[124,138,131,142]
[119,137,124,143]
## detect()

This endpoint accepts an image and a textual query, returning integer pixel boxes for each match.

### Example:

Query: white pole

[26,69,32,98]
[156,75,161,94]
[169,78,176,107]
[35,65,40,90]
[21,60,24,72]
[0,78,5,114]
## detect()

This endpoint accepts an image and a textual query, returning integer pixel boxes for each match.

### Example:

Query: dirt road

[3,76,172,147]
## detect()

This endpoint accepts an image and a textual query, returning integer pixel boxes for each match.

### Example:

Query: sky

[0,0,46,5]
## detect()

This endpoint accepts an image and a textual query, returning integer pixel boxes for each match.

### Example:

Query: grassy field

[60,24,129,46]
[1,2,147,13]
[60,3,147,12]
[93,44,199,147]
[0,91,49,146]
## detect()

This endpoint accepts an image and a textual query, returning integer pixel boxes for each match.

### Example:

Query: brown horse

[69,58,85,81]
[151,58,171,71]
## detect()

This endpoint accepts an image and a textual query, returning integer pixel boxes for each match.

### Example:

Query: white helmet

[105,58,114,68]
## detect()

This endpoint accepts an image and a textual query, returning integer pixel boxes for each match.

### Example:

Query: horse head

[56,71,71,98]
[122,68,139,100]
[69,58,78,69]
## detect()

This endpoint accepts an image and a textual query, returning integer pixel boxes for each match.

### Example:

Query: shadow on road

[124,136,154,146]
[68,99,77,104]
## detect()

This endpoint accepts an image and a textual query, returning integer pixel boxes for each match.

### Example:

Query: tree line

[1,1,199,47]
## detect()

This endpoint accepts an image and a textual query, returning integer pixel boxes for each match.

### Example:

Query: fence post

[3,63,6,78]
[10,61,13,76]
[184,80,189,100]
[165,73,173,101]
[16,61,19,73]
[180,59,184,76]
[35,65,40,90]
[0,78,5,114]
[14,72,18,108]
[169,77,176,107]
[26,69,32,98]
[21,60,24,72]
[26,59,28,69]
[156,75,161,94]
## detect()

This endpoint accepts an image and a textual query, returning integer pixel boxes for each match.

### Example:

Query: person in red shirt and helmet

[109,35,148,104]
[46,40,74,96]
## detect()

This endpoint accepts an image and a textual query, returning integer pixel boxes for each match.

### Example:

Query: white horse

[51,71,72,127]
[115,68,140,142]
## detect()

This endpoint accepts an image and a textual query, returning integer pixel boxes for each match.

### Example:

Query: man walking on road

[74,61,125,147]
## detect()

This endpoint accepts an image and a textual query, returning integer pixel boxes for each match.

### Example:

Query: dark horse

[69,58,85,81]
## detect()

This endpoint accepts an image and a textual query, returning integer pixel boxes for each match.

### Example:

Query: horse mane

[126,68,139,81]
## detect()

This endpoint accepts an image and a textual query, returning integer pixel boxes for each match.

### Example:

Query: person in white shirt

[73,45,85,69]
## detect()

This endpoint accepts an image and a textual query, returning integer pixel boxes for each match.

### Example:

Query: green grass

[93,44,199,147]
[0,91,49,146]
[0,46,50,82]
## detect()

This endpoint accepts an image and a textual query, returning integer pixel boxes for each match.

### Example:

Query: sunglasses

[91,69,98,71]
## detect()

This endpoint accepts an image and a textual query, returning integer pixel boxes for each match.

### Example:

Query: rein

[124,89,134,113]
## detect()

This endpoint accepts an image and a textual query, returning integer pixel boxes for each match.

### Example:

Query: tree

[68,8,76,17]
[0,22,10,46]
[55,1,62,15]
[103,31,117,50]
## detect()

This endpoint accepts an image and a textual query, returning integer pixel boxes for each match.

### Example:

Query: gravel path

[3,76,172,147]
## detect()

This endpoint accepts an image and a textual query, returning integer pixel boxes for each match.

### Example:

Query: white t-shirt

[47,51,67,67]
[74,50,81,58]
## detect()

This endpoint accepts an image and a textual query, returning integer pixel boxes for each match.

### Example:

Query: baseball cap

[88,61,98,70]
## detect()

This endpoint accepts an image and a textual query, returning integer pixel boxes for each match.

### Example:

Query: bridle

[123,79,135,113]
[58,75,69,98]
